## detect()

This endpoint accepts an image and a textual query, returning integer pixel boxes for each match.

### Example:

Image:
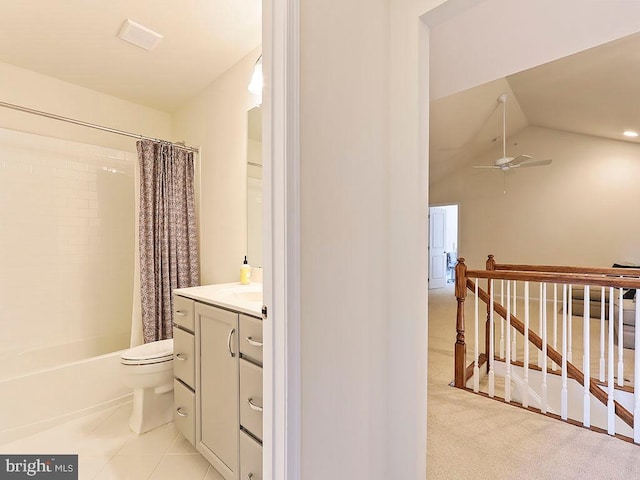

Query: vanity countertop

[174,282,263,317]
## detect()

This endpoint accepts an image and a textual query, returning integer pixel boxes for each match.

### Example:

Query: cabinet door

[196,303,239,479]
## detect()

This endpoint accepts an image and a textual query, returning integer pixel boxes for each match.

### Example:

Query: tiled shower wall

[0,127,134,379]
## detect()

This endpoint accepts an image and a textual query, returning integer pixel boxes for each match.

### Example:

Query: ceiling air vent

[118,19,163,51]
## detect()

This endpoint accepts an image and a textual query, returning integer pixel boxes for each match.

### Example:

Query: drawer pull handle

[175,310,187,316]
[176,407,189,417]
[246,336,263,348]
[175,353,187,361]
[247,398,263,413]
[248,474,254,480]
[227,328,236,358]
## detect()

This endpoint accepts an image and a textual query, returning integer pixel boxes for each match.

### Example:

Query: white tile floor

[0,402,224,480]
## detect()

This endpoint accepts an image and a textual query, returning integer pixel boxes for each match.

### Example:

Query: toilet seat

[120,339,174,366]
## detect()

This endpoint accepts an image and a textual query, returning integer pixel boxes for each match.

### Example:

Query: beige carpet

[427,285,640,479]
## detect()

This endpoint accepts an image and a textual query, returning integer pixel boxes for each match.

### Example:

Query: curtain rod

[0,100,200,153]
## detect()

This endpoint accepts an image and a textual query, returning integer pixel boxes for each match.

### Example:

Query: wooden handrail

[465,269,640,290]
[489,254,640,278]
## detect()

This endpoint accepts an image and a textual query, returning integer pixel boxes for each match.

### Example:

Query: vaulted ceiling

[430,31,640,185]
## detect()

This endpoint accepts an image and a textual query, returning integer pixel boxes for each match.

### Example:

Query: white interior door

[429,207,447,289]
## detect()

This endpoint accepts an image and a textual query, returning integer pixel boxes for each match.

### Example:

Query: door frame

[262,0,301,479]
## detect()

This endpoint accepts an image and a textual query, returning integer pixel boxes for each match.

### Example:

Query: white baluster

[489,279,495,398]
[618,287,624,387]
[523,281,530,408]
[634,289,640,443]
[500,280,505,360]
[568,284,573,363]
[599,287,606,382]
[473,279,480,393]
[541,282,548,413]
[512,280,517,362]
[552,283,558,371]
[583,285,591,428]
[538,283,543,368]
[607,287,615,435]
[505,280,511,402]
[561,283,568,420]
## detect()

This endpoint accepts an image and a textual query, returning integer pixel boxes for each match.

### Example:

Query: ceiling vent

[118,19,163,51]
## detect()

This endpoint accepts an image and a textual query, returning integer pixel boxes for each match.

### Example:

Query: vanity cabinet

[173,285,263,480]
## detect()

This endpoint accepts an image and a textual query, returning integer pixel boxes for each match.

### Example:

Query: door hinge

[262,305,268,320]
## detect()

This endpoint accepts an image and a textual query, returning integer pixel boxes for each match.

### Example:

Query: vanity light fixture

[623,130,638,138]
[248,55,264,97]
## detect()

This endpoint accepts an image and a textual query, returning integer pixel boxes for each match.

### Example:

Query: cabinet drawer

[173,327,195,389]
[173,294,195,332]
[174,379,195,446]
[240,430,262,480]
[239,314,263,365]
[240,359,263,441]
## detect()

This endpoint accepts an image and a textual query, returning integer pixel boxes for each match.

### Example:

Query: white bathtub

[0,350,132,444]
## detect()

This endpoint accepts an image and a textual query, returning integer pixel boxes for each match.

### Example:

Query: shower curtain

[134,140,199,343]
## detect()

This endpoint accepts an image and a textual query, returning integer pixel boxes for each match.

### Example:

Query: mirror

[247,105,262,267]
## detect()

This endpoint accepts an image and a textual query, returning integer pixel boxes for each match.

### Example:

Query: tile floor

[0,402,224,480]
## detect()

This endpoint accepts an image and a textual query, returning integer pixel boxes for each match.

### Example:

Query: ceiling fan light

[623,130,638,137]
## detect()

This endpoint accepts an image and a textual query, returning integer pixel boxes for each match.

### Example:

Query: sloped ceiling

[430,31,640,185]
[0,1,262,112]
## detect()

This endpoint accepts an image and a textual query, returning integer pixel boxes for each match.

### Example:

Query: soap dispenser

[240,256,252,285]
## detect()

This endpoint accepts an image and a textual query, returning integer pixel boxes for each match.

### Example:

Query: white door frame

[262,0,300,479]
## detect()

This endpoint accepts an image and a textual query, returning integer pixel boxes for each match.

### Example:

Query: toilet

[120,339,175,434]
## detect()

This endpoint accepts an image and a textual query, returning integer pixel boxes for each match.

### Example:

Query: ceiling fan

[473,93,552,171]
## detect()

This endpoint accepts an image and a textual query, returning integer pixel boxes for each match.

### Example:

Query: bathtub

[0,350,132,444]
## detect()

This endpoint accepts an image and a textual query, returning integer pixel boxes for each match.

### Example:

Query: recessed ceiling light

[623,130,638,138]
[118,19,163,51]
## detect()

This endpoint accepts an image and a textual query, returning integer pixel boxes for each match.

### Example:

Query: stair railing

[454,255,640,441]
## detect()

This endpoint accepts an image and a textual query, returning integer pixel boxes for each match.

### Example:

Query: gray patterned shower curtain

[137,140,199,343]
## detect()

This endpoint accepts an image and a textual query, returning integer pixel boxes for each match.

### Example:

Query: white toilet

[120,339,175,434]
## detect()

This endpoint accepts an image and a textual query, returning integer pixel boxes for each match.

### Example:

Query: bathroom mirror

[247,105,263,267]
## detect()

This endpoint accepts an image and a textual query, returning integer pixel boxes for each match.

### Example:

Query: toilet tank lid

[121,339,174,361]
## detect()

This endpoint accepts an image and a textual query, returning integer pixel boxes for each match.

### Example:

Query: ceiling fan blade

[507,154,533,166]
[472,165,500,169]
[516,159,552,168]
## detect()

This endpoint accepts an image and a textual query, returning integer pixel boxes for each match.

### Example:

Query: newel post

[454,258,468,388]
[485,254,495,372]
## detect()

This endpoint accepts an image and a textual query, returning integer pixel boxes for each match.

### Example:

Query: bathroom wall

[0,127,135,378]
[0,61,173,376]
[172,47,262,284]
[0,61,171,152]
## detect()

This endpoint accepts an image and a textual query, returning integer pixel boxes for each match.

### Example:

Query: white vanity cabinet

[173,284,263,480]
